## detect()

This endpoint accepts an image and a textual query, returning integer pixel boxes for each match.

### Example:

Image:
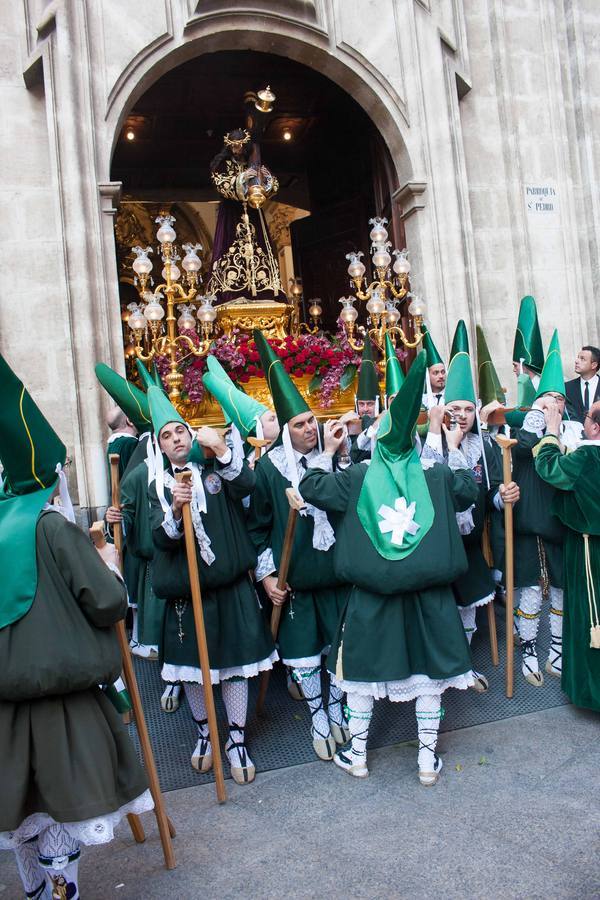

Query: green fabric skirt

[0,688,148,832]
[514,534,563,589]
[277,585,349,667]
[453,544,496,608]
[160,574,277,684]
[328,584,473,689]
[561,530,600,712]
[136,561,165,646]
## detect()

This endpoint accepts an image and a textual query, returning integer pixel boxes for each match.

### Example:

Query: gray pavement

[1,705,598,899]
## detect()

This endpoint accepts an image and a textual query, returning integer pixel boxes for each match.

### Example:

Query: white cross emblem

[377,497,420,547]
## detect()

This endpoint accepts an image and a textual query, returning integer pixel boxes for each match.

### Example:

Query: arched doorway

[110,49,405,344]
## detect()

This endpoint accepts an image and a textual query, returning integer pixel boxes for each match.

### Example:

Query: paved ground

[1,704,598,899]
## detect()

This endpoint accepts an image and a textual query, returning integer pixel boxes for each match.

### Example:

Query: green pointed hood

[535,330,565,399]
[513,295,544,374]
[253,329,309,426]
[147,385,187,439]
[356,339,380,401]
[449,319,469,362]
[421,324,444,368]
[95,362,152,432]
[357,351,434,560]
[0,353,67,629]
[202,355,268,439]
[136,359,166,395]
[384,333,405,400]
[476,326,506,406]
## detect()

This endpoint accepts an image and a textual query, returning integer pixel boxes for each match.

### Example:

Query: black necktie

[584,381,590,412]
[299,456,308,470]
[435,394,442,405]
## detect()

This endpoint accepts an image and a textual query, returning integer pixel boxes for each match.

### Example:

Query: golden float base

[216,298,292,340]
[179,375,357,427]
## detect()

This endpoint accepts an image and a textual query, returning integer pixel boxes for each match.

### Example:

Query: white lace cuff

[216,445,243,481]
[256,547,276,581]
[493,491,504,511]
[356,430,370,451]
[162,506,184,540]
[523,408,545,437]
[425,431,443,452]
[448,448,469,470]
[307,452,334,472]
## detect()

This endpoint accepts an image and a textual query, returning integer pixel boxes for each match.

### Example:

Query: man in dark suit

[565,345,600,422]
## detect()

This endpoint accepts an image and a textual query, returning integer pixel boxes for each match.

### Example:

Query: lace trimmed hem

[330,671,475,702]
[281,646,330,668]
[161,649,279,685]
[0,790,154,849]
[463,590,495,610]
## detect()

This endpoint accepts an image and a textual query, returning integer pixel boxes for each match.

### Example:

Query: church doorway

[110,49,403,356]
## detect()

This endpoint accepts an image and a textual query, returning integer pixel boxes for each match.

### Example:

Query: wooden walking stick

[495,435,518,698]
[481,518,499,666]
[175,470,227,804]
[246,437,270,459]
[256,488,306,715]
[90,522,177,869]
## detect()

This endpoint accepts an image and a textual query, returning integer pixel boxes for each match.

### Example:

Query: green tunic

[149,459,275,682]
[247,453,349,665]
[299,462,476,685]
[106,434,138,480]
[121,462,164,646]
[512,425,564,588]
[535,438,600,712]
[0,510,147,830]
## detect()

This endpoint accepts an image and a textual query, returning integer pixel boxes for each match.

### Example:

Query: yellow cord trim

[126,383,151,424]
[531,434,560,458]
[19,386,45,489]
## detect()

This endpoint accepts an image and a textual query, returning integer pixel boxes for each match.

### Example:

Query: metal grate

[129,601,568,792]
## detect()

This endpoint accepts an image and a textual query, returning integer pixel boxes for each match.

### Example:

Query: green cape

[356,339,380,401]
[202,355,268,439]
[513,295,544,374]
[535,329,566,399]
[421,325,444,368]
[357,351,434,560]
[0,353,66,628]
[384,333,405,400]
[476,325,506,406]
[253,329,309,427]
[95,362,152,432]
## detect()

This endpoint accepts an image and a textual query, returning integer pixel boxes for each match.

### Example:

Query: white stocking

[515,585,543,674]
[345,692,373,765]
[37,823,80,900]
[548,586,563,672]
[14,838,45,899]
[222,679,252,769]
[293,666,330,739]
[458,605,477,644]
[131,608,139,642]
[185,682,209,739]
[416,694,442,772]
[328,681,346,727]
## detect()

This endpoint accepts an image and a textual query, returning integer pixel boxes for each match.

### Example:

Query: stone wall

[0,0,597,510]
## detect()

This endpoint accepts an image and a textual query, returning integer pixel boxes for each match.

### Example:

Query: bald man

[106,407,139,479]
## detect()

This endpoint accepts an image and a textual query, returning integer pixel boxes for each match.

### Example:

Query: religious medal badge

[204,472,223,495]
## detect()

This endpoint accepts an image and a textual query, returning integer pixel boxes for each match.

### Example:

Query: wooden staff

[495,435,518,698]
[175,470,227,804]
[90,522,176,869]
[246,437,270,459]
[256,488,306,715]
[481,519,499,666]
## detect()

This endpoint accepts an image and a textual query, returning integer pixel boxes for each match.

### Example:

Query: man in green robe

[247,330,351,761]
[511,330,582,686]
[0,353,151,899]
[147,387,276,785]
[300,351,476,783]
[106,406,139,478]
[534,399,600,711]
[420,322,519,691]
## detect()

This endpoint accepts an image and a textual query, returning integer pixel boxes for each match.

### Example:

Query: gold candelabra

[288,277,322,336]
[127,214,217,400]
[341,217,426,352]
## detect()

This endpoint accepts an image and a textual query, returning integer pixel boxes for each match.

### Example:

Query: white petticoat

[0,789,154,850]
[280,646,330,669]
[161,649,278,685]
[331,671,475,702]
[463,590,495,610]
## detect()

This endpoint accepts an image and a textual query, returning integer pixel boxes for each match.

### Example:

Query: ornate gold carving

[216,299,292,339]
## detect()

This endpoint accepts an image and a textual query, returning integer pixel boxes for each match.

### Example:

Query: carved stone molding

[393,181,427,220]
